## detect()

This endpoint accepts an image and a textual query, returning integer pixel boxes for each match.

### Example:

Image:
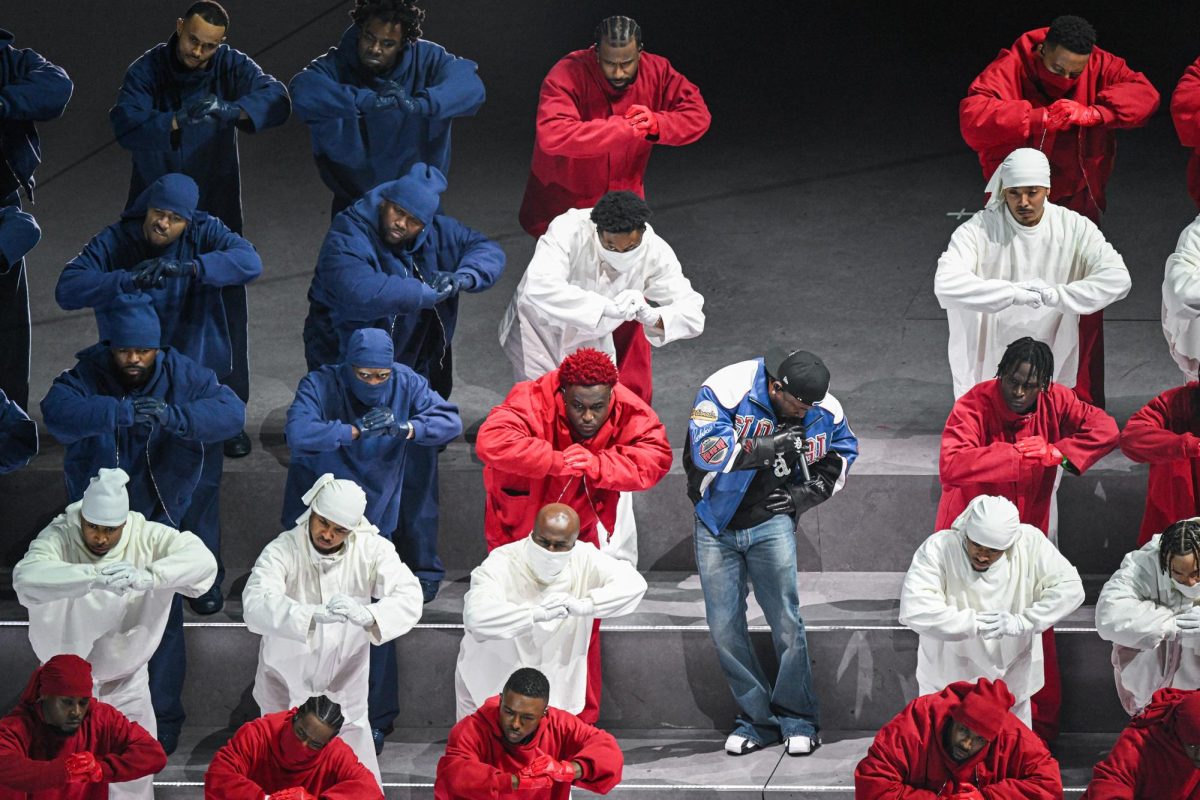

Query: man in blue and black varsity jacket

[684,348,858,758]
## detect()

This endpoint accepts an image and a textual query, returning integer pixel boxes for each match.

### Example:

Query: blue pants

[220,284,249,404]
[147,447,224,737]
[394,441,444,583]
[694,514,819,744]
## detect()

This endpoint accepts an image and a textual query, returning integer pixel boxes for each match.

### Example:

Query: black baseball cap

[765,348,829,404]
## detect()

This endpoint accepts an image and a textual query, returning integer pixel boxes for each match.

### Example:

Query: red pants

[1030,629,1061,742]
[579,619,601,724]
[611,320,653,405]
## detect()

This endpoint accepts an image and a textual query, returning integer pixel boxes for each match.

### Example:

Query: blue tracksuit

[40,343,244,737]
[0,387,36,473]
[0,205,40,408]
[685,358,859,535]
[291,26,484,213]
[0,30,70,408]
[56,207,262,385]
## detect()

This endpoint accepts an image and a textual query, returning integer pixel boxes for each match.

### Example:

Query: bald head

[532,503,580,552]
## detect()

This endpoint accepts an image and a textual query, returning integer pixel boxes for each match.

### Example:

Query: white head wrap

[985,147,1051,209]
[952,494,1021,550]
[81,467,131,526]
[299,473,376,534]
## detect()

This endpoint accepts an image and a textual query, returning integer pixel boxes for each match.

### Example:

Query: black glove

[133,397,179,429]
[430,271,472,300]
[764,486,796,515]
[732,428,806,472]
[355,407,395,440]
[130,258,165,290]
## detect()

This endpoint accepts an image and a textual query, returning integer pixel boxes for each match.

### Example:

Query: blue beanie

[344,328,394,368]
[378,162,447,225]
[97,293,161,348]
[124,173,200,222]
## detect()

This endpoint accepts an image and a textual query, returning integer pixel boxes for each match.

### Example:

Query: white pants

[97,667,155,800]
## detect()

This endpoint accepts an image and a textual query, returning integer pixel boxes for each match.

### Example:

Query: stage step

[149,728,1116,798]
[0,438,1151,579]
[0,573,1131,735]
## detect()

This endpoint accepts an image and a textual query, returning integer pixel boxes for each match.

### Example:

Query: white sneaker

[724,733,762,755]
[785,734,819,756]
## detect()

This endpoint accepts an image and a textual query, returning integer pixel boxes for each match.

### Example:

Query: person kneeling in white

[13,467,216,800]
[1096,517,1200,715]
[454,502,647,720]
[242,473,423,787]
[898,494,1084,727]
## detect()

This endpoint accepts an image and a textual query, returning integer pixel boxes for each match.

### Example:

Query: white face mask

[1174,579,1200,600]
[526,536,572,582]
[595,233,644,272]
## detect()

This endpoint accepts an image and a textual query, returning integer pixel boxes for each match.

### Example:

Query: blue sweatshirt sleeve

[56,226,135,310]
[412,46,485,121]
[289,54,378,122]
[438,217,505,292]
[284,372,356,456]
[0,46,72,120]
[194,217,263,287]
[687,386,739,473]
[110,54,177,152]
[41,370,123,445]
[0,393,37,473]
[0,206,41,272]
[224,49,291,132]
[403,372,462,445]
[316,225,437,317]
[172,363,245,443]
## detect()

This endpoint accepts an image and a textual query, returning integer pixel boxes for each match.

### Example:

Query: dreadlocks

[995,337,1054,389]
[350,0,424,43]
[1159,518,1200,575]
[297,695,346,733]
[594,15,642,50]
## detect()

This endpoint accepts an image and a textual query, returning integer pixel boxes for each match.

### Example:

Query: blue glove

[430,271,474,300]
[130,258,165,290]
[133,397,179,429]
[377,80,408,101]
[355,407,395,440]
[186,94,242,125]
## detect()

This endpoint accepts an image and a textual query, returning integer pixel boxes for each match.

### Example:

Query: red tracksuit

[1120,383,1200,546]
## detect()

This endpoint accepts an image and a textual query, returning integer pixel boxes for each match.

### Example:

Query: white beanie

[301,473,370,530]
[985,147,1051,209]
[952,494,1021,550]
[81,468,131,526]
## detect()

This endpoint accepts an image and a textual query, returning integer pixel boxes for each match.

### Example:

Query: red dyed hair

[558,348,619,388]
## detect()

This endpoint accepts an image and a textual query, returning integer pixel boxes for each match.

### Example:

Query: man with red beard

[204,695,381,799]
[0,654,166,799]
[1083,688,1200,798]
[855,678,1061,798]
[435,668,622,799]
[959,14,1158,406]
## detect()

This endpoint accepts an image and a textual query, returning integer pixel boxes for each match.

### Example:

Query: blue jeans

[694,514,819,743]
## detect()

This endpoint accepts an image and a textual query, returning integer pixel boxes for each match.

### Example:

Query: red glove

[941,785,985,800]
[65,752,103,784]
[515,772,553,790]
[519,752,577,783]
[1069,103,1104,127]
[624,104,659,137]
[1014,435,1048,459]
[269,788,317,800]
[562,444,600,480]
[1043,100,1076,131]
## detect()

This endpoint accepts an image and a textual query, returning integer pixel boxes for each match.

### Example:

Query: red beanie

[19,654,93,705]
[1175,691,1200,745]
[951,677,1015,741]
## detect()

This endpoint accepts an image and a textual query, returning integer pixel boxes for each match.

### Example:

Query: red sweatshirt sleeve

[434,721,516,799]
[960,46,1035,156]
[852,710,938,800]
[1050,387,1119,473]
[95,707,167,785]
[939,395,1023,487]
[0,714,68,792]
[590,398,673,492]
[556,715,622,794]
[1173,59,1200,148]
[978,728,1062,799]
[1080,726,1145,799]
[319,743,385,800]
[1120,387,1200,463]
[534,62,640,159]
[649,62,710,146]
[204,724,271,800]
[476,392,565,479]
[1093,51,1160,129]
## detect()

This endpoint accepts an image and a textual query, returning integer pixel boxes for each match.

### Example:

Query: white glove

[96,561,153,594]
[976,610,1031,640]
[311,606,347,625]
[532,592,571,623]
[563,596,595,617]
[327,593,375,629]
[633,301,660,327]
[1177,607,1200,637]
[1010,286,1044,308]
[1038,286,1061,308]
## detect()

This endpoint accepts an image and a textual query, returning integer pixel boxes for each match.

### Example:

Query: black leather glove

[732,428,806,472]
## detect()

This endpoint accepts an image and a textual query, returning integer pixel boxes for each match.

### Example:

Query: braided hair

[594,15,642,50]
[350,0,424,43]
[995,337,1054,389]
[297,695,345,733]
[1159,518,1200,575]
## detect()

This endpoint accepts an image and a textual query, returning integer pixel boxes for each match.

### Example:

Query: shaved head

[532,503,580,552]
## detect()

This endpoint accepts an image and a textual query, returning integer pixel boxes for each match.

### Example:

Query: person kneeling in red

[435,667,622,799]
[854,678,1061,799]
[1083,688,1200,798]
[204,696,381,800]
[0,653,166,799]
